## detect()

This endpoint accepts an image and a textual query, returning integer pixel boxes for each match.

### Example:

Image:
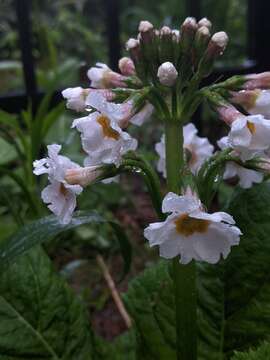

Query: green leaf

[0,247,94,359]
[0,110,19,130]
[0,211,132,279]
[224,182,270,355]
[124,261,224,359]
[0,137,17,164]
[96,331,136,360]
[42,101,65,137]
[232,342,270,360]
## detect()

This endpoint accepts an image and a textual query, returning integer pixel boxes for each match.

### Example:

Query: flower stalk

[164,118,197,360]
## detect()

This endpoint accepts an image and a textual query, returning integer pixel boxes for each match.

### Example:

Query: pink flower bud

[118,57,136,76]
[160,26,172,36]
[138,20,154,43]
[217,104,243,125]
[138,20,154,33]
[181,17,198,33]
[87,63,128,89]
[65,166,102,187]
[126,38,141,63]
[62,87,90,112]
[243,72,270,90]
[97,89,116,102]
[157,62,178,86]
[198,17,212,29]
[180,17,198,53]
[207,31,229,59]
[230,90,260,110]
[172,29,180,42]
[126,38,139,51]
[196,26,210,41]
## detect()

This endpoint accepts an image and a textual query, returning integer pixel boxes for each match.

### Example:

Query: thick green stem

[165,120,197,360]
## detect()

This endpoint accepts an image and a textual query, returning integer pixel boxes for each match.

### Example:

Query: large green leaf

[224,183,270,356]
[0,211,132,278]
[124,261,176,360]
[232,342,270,360]
[0,247,94,359]
[96,331,136,360]
[124,261,224,360]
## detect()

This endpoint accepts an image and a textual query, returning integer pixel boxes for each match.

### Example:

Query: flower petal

[162,192,201,214]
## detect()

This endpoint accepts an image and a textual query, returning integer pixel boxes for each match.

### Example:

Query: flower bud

[126,38,141,63]
[118,57,136,76]
[178,17,198,78]
[65,166,103,187]
[160,26,172,37]
[126,38,146,80]
[195,26,211,44]
[180,17,198,48]
[231,89,270,118]
[243,72,270,90]
[198,17,212,29]
[198,31,229,76]
[159,26,174,63]
[207,31,229,59]
[62,87,90,112]
[87,63,128,89]
[256,158,270,173]
[217,104,243,125]
[157,62,178,86]
[193,26,211,66]
[138,20,154,43]
[172,29,180,42]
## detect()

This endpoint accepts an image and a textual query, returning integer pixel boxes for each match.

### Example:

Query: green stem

[164,120,197,360]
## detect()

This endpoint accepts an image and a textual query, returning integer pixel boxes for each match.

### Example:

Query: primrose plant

[33,17,270,359]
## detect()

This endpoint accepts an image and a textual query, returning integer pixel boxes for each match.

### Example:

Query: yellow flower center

[97,115,120,140]
[174,213,210,237]
[247,121,256,134]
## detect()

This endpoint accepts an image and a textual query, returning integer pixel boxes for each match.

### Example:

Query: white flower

[157,62,178,87]
[86,91,134,127]
[144,191,241,264]
[87,62,127,88]
[228,114,270,159]
[129,103,154,126]
[246,90,270,118]
[87,90,153,128]
[218,136,263,189]
[33,144,83,224]
[155,123,214,177]
[62,87,90,112]
[65,166,103,187]
[73,93,137,167]
[231,90,270,119]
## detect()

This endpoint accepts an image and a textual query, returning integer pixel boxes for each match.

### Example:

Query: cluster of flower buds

[124,17,229,87]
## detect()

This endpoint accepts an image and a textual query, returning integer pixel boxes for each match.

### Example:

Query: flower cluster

[208,76,270,189]
[33,16,270,264]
